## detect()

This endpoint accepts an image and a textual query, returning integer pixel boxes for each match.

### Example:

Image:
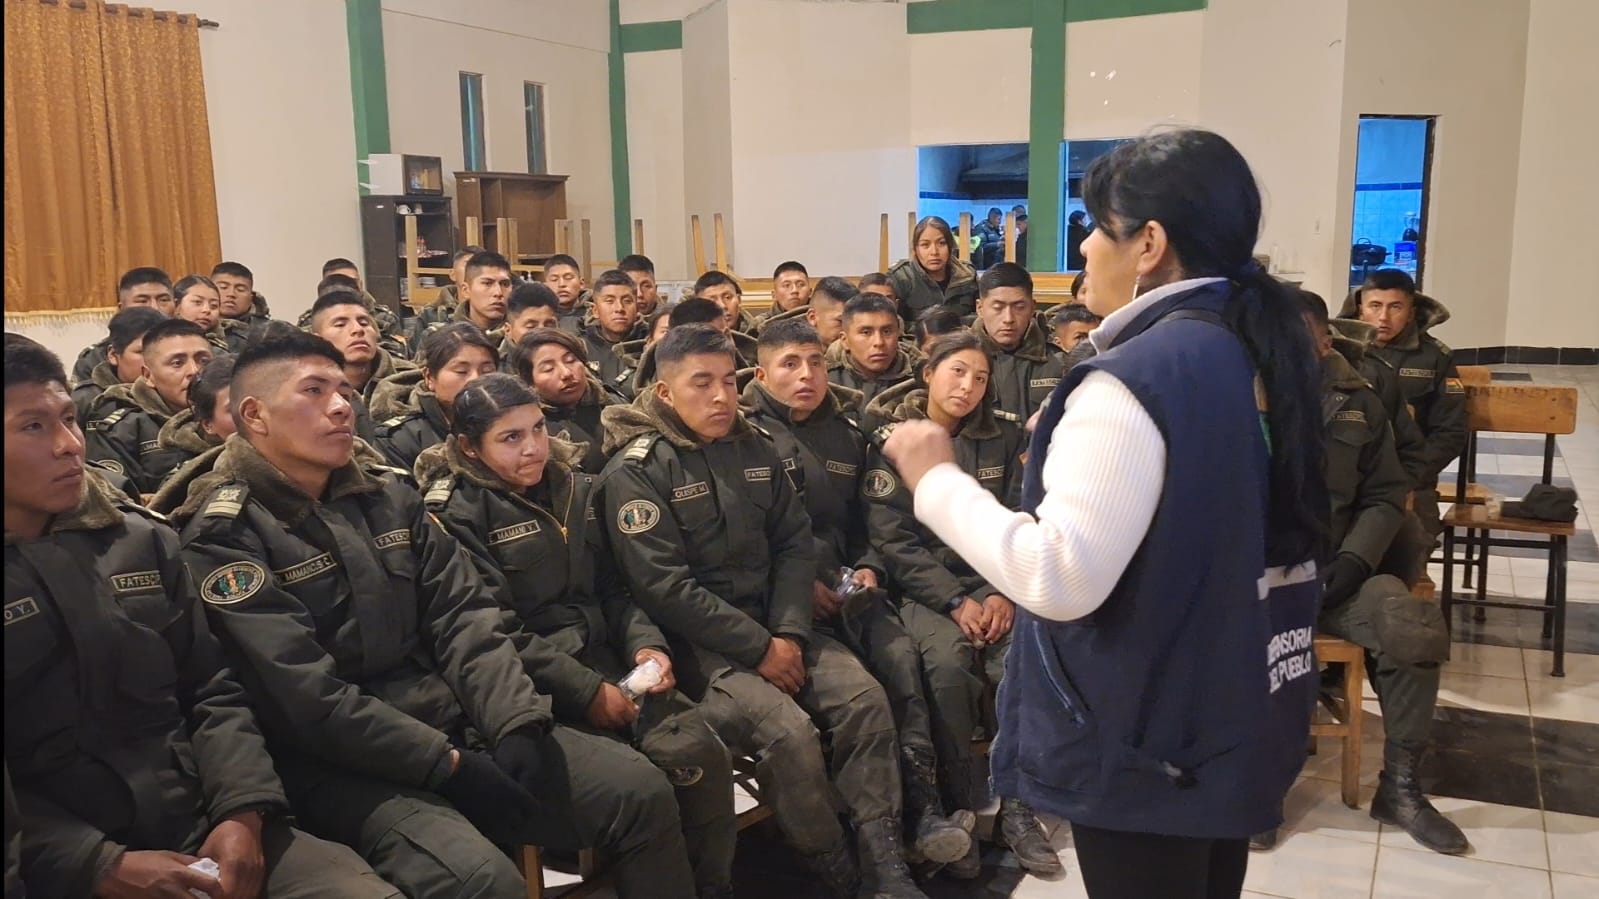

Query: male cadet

[694,271,760,334]
[411,251,513,354]
[72,306,167,420]
[628,299,761,396]
[971,263,1064,419]
[408,246,486,345]
[583,270,644,389]
[742,320,975,872]
[599,324,931,899]
[1052,303,1101,352]
[753,261,812,331]
[1251,297,1465,855]
[173,331,696,898]
[73,267,174,385]
[857,272,900,306]
[756,274,852,341]
[511,328,621,473]
[828,293,919,415]
[543,254,591,331]
[296,260,408,355]
[212,261,273,332]
[84,318,214,495]
[1338,269,1466,542]
[3,334,397,899]
[619,254,662,317]
[500,281,562,367]
[306,291,417,442]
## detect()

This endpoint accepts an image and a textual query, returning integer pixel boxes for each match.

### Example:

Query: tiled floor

[553,363,1599,898]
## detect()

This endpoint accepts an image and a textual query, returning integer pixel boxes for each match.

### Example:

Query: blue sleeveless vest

[992,282,1320,839]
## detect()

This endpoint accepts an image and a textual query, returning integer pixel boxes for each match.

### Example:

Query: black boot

[998,798,1064,878]
[855,818,930,899]
[1370,742,1468,855]
[901,747,974,865]
[943,837,982,880]
[800,840,860,899]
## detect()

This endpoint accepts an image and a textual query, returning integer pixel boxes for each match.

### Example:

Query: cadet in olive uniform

[751,261,812,333]
[693,272,762,336]
[971,264,1066,420]
[371,322,499,472]
[84,319,215,495]
[296,265,408,359]
[510,328,622,473]
[418,375,737,899]
[598,325,929,899]
[862,333,1063,878]
[72,306,167,420]
[3,336,396,899]
[405,247,478,344]
[211,261,273,335]
[409,251,513,353]
[305,293,418,444]
[583,270,645,389]
[742,321,975,872]
[497,282,562,373]
[72,267,176,387]
[1270,297,1468,856]
[1338,269,1466,541]
[543,255,593,333]
[888,217,979,324]
[173,331,695,899]
[828,294,920,415]
[155,354,236,482]
[627,300,759,397]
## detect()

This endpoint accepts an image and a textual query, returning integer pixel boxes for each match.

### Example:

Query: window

[525,82,548,174]
[1349,115,1434,288]
[460,72,486,171]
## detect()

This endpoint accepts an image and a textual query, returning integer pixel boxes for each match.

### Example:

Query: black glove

[1322,553,1370,608]
[493,729,549,795]
[437,749,536,838]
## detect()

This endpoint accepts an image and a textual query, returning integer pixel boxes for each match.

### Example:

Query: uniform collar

[1089,277,1227,353]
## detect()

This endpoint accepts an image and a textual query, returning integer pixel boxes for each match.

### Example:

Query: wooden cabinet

[359,194,454,313]
[454,172,568,259]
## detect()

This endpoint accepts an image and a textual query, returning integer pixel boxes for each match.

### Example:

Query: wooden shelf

[455,171,568,256]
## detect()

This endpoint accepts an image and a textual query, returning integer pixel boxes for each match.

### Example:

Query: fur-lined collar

[824,339,918,382]
[973,316,1053,363]
[5,470,127,543]
[96,378,180,421]
[1336,289,1452,351]
[740,377,860,425]
[157,406,223,455]
[169,436,386,526]
[863,378,1002,440]
[600,386,751,453]
[415,433,583,500]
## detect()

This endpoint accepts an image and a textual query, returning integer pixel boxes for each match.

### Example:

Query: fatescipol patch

[201,561,266,605]
[617,499,661,534]
[863,469,897,499]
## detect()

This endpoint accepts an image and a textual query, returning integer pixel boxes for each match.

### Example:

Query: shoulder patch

[93,458,126,475]
[382,415,411,429]
[92,407,131,430]
[200,561,266,605]
[424,479,454,507]
[204,485,248,519]
[863,468,898,499]
[616,498,661,534]
[622,435,657,462]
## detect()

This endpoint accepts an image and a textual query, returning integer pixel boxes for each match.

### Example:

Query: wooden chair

[1435,365,1495,508]
[1311,635,1366,809]
[1440,384,1579,676]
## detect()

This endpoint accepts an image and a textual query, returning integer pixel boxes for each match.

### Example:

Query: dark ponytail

[450,372,540,445]
[1083,129,1327,564]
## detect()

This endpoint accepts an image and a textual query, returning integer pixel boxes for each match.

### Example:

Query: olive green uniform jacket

[972,317,1066,420]
[155,407,225,482]
[297,291,408,358]
[71,339,111,388]
[5,472,287,896]
[824,340,919,417]
[72,360,122,421]
[172,438,551,791]
[84,379,188,495]
[582,325,640,397]
[369,368,450,473]
[1323,349,1409,570]
[546,377,623,474]
[886,257,978,324]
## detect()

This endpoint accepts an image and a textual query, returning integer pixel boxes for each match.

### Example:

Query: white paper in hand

[189,857,221,897]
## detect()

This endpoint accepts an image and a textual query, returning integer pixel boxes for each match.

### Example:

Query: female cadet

[370,322,498,473]
[886,216,979,325]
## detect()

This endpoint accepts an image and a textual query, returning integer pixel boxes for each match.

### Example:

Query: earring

[1130,275,1141,304]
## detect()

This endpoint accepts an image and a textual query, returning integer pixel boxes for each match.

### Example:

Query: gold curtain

[4,0,221,316]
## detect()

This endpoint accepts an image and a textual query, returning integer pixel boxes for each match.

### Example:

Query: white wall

[907,29,1031,146]
[624,49,691,280]
[1506,0,1599,348]
[381,1,618,264]
[1336,0,1530,350]
[1065,11,1203,140]
[681,1,737,268]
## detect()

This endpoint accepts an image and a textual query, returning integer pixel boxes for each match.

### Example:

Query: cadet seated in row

[827,294,919,414]
[888,216,978,325]
[582,270,645,393]
[306,291,419,443]
[628,299,759,397]
[499,281,561,370]
[742,320,976,875]
[155,353,236,473]
[758,274,853,343]
[910,308,964,358]
[4,334,398,899]
[1052,302,1101,353]
[509,327,623,474]
[695,271,760,335]
[85,318,214,495]
[370,322,498,473]
[172,274,250,354]
[971,263,1065,420]
[171,330,696,898]
[73,267,175,386]
[617,253,662,318]
[413,251,513,351]
[416,374,737,898]
[212,260,273,332]
[597,324,930,899]
[543,254,591,332]
[752,260,812,332]
[72,305,166,420]
[857,271,900,306]
[862,332,1062,879]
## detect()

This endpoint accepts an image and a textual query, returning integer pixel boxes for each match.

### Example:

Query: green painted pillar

[1026,0,1066,271]
[608,0,634,257]
[346,0,391,195]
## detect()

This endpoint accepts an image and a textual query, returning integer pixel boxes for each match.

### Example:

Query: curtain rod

[38,0,219,28]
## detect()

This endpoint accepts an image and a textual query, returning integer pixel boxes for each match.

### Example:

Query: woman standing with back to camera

[884,129,1328,898]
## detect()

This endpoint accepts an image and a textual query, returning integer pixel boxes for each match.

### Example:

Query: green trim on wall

[609,0,634,257]
[1026,0,1067,271]
[345,0,390,196]
[1067,0,1206,23]
[620,20,683,53]
[907,0,1031,34]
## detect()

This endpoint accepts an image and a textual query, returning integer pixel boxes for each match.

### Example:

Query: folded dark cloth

[1502,484,1579,523]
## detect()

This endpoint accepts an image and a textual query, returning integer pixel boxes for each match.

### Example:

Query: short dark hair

[1052,304,1103,327]
[655,324,735,374]
[1298,289,1330,328]
[843,293,898,325]
[669,297,725,328]
[451,373,541,445]
[452,245,486,264]
[773,260,808,280]
[172,274,218,304]
[321,258,358,276]
[118,267,172,294]
[987,207,1003,218]
[107,306,168,353]
[189,354,236,420]
[507,281,560,318]
[923,330,987,374]
[210,261,253,282]
[510,327,588,383]
[1362,268,1417,297]
[231,329,345,430]
[317,273,361,298]
[139,318,208,354]
[464,251,511,282]
[3,333,67,391]
[912,307,965,345]
[1016,213,1028,224]
[757,319,824,360]
[811,276,856,306]
[593,269,635,293]
[693,270,741,297]
[1070,270,1087,296]
[858,272,893,292]
[618,254,656,275]
[418,322,499,376]
[1069,210,1086,225]
[544,254,581,274]
[308,290,370,327]
[978,262,1033,298]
